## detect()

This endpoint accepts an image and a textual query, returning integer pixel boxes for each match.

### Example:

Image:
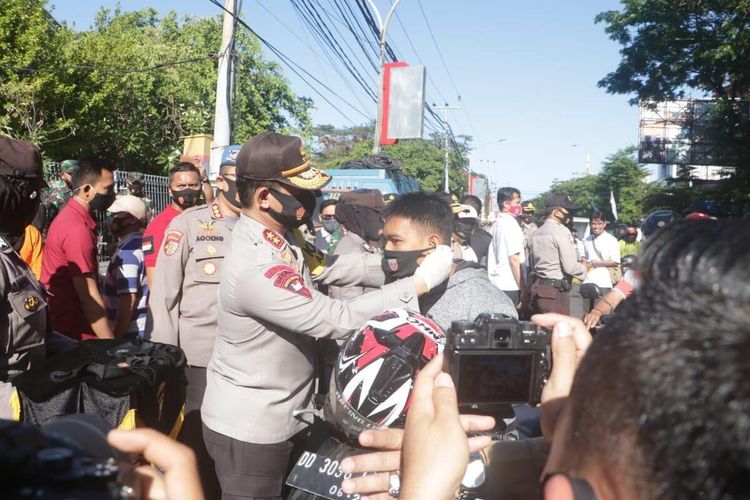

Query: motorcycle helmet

[641,210,681,238]
[685,212,715,221]
[621,254,637,270]
[326,309,445,440]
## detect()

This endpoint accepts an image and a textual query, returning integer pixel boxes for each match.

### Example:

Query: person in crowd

[119,171,154,221]
[18,224,43,279]
[382,192,517,331]
[200,132,452,499]
[582,211,621,294]
[520,200,538,242]
[488,187,525,306]
[148,146,242,499]
[459,194,491,265]
[526,194,590,316]
[452,204,480,263]
[0,137,48,419]
[41,158,78,226]
[41,156,116,340]
[102,195,148,340]
[386,219,750,500]
[315,198,343,254]
[328,189,384,301]
[618,224,640,257]
[142,162,202,288]
[179,155,216,205]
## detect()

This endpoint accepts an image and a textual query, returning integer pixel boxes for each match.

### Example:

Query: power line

[207,0,368,124]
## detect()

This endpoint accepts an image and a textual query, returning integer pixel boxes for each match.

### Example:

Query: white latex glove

[414,245,453,291]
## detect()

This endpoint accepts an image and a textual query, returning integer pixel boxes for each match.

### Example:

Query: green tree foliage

[533,147,657,223]
[312,124,471,195]
[596,1,750,103]
[1,1,311,173]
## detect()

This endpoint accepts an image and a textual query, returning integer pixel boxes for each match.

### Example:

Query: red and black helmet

[325,309,445,440]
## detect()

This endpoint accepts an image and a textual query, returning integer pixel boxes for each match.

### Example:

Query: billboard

[383,63,426,142]
[639,99,748,167]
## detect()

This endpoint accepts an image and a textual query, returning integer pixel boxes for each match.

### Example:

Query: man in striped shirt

[104,195,149,339]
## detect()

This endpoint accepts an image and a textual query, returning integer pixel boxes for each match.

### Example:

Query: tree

[1,2,311,173]
[532,147,657,223]
[311,124,471,195]
[596,1,750,104]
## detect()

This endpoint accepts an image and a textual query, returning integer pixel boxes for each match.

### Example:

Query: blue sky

[50,0,640,198]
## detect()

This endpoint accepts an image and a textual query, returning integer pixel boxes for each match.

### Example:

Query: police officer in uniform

[0,138,48,419]
[200,132,453,500]
[147,146,242,498]
[526,194,590,315]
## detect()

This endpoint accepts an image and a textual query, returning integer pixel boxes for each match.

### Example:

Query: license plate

[286,450,371,500]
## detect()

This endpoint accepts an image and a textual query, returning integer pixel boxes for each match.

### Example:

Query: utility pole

[433,103,460,193]
[368,0,404,155]
[210,0,236,180]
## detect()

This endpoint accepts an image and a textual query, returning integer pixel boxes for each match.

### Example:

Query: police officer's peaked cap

[0,137,44,183]
[236,132,331,191]
[546,193,577,211]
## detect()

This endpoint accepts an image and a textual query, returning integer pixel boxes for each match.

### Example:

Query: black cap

[546,193,577,211]
[0,137,44,183]
[339,189,385,211]
[236,132,331,191]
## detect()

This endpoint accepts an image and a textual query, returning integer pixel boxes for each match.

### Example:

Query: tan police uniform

[0,236,47,419]
[201,214,418,497]
[526,217,587,315]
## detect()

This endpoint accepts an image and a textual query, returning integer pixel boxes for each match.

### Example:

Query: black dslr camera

[0,415,138,499]
[444,313,551,413]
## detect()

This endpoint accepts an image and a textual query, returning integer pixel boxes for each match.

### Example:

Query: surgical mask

[321,218,340,234]
[221,178,242,209]
[509,204,523,218]
[171,188,200,209]
[382,247,431,280]
[268,188,312,228]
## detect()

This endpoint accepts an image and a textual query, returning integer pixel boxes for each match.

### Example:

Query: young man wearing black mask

[41,155,116,340]
[142,161,202,288]
[381,192,517,331]
[200,132,453,499]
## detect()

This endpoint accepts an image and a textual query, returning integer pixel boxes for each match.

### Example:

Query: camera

[0,415,138,499]
[444,313,551,413]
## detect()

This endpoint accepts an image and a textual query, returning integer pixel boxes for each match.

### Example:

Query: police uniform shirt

[147,202,237,367]
[202,214,418,445]
[527,218,586,281]
[0,237,46,418]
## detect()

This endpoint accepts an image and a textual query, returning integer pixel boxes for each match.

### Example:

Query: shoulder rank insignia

[263,228,285,250]
[24,295,40,312]
[264,265,312,300]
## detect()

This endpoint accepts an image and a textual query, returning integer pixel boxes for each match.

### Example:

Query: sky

[49,0,641,198]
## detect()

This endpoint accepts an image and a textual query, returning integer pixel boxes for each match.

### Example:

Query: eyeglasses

[320,214,336,220]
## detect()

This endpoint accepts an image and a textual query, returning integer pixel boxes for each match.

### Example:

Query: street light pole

[433,103,460,192]
[369,0,404,155]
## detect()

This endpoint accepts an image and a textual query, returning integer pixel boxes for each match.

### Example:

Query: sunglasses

[320,214,336,220]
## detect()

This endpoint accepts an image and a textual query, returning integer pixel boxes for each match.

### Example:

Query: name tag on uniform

[286,450,368,500]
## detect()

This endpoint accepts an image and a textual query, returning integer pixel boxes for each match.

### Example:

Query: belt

[535,277,567,288]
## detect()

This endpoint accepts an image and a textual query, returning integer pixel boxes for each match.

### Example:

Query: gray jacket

[421,262,518,332]
[328,232,380,301]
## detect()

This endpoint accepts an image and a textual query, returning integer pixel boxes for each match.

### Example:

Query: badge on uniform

[263,228,285,249]
[210,203,223,220]
[264,265,312,300]
[280,248,294,265]
[163,230,183,256]
[207,245,217,255]
[23,295,39,312]
[203,262,217,276]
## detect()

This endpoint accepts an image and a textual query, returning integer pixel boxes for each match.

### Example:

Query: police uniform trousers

[203,421,328,500]
[530,283,570,316]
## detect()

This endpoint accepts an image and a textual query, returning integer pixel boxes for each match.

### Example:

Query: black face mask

[624,234,637,243]
[382,247,431,280]
[172,188,200,209]
[89,191,116,213]
[221,178,242,209]
[268,188,312,228]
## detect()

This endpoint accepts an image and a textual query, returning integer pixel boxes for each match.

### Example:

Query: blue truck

[322,163,420,200]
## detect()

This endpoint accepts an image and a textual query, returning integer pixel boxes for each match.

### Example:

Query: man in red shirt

[41,157,116,340]
[142,162,203,288]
